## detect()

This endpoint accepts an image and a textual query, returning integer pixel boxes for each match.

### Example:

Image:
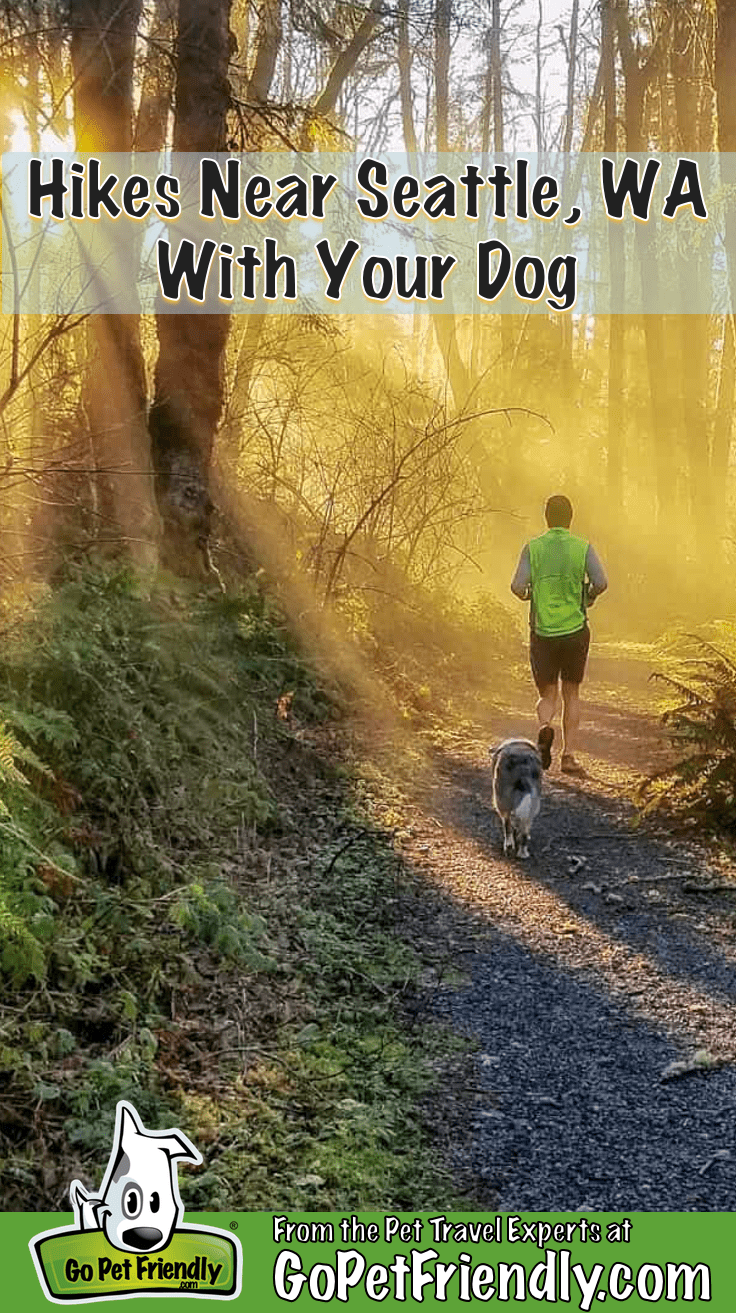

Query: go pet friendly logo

[30,1100,242,1302]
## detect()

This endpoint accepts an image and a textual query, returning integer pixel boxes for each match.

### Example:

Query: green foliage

[0,566,460,1215]
[642,627,736,827]
[0,568,301,1189]
[178,837,458,1213]
[181,1022,451,1214]
[169,876,276,969]
[0,568,297,996]
[0,706,72,985]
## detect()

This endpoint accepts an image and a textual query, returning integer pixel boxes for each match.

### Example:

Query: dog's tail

[513,792,535,824]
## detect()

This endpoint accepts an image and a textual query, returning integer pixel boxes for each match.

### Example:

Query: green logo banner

[8,1210,736,1309]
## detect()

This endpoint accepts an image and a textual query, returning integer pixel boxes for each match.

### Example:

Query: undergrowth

[347,581,517,723]
[0,567,464,1213]
[642,626,736,829]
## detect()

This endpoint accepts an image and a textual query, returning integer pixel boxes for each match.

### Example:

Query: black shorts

[530,624,590,692]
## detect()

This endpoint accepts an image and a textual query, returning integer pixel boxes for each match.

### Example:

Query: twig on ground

[684,882,736,895]
[622,871,695,883]
[698,1151,730,1176]
[323,829,370,875]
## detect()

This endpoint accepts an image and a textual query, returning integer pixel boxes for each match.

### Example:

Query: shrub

[642,627,736,828]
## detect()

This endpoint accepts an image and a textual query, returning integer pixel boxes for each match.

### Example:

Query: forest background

[1,0,735,629]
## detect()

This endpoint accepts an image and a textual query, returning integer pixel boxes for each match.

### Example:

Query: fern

[0,722,28,787]
[642,632,736,827]
[0,898,45,983]
[0,703,78,750]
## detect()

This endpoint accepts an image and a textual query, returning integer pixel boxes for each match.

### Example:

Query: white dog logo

[69,1101,202,1254]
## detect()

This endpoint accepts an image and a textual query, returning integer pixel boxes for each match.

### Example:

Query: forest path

[395,646,736,1210]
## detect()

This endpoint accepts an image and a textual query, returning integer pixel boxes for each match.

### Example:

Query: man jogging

[510,495,607,776]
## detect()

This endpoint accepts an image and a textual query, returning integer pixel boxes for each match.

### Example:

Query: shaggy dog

[490,738,543,859]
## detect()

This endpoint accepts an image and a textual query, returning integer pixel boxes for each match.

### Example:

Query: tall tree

[563,0,580,154]
[247,0,282,108]
[300,0,384,149]
[487,0,514,374]
[435,0,451,151]
[602,0,624,505]
[69,0,157,558]
[716,0,736,311]
[713,1,736,557]
[432,0,471,408]
[615,0,675,535]
[397,0,418,156]
[491,0,504,156]
[558,0,580,379]
[534,0,544,155]
[148,0,234,576]
[70,0,142,151]
[135,0,176,151]
[218,0,286,456]
[672,1,711,564]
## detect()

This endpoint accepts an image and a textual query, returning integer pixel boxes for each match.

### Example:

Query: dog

[490,738,543,859]
[69,1101,201,1253]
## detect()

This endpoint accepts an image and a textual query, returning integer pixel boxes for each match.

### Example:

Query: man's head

[545,494,573,528]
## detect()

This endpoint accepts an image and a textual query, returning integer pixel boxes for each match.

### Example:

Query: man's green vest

[528,527,588,637]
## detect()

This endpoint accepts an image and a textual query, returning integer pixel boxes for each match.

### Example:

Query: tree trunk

[491,0,504,156]
[563,0,579,154]
[716,0,736,153]
[431,0,469,407]
[534,0,543,154]
[559,0,580,381]
[616,0,674,533]
[484,0,514,374]
[247,0,282,109]
[397,0,423,363]
[135,0,176,151]
[602,0,625,506]
[300,0,383,149]
[476,0,511,386]
[433,315,472,408]
[716,0,736,313]
[221,0,286,420]
[711,315,735,552]
[435,0,451,151]
[69,0,157,562]
[397,0,418,156]
[714,0,736,569]
[70,0,141,151]
[673,5,711,568]
[149,0,234,578]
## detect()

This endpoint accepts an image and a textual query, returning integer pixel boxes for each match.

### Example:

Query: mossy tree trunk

[148,0,234,579]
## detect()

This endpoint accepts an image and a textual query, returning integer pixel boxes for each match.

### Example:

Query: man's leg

[559,626,590,775]
[530,633,560,770]
[536,683,560,728]
[561,680,584,774]
[536,682,559,769]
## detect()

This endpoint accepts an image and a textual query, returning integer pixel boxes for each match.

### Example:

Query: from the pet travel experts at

[510,494,607,777]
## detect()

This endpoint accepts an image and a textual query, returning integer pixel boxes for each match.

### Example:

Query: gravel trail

[400,654,736,1211]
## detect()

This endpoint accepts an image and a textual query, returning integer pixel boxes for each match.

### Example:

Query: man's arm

[586,544,608,601]
[510,543,531,600]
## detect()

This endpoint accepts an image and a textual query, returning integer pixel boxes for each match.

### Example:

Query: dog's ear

[489,743,501,763]
[70,1180,107,1230]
